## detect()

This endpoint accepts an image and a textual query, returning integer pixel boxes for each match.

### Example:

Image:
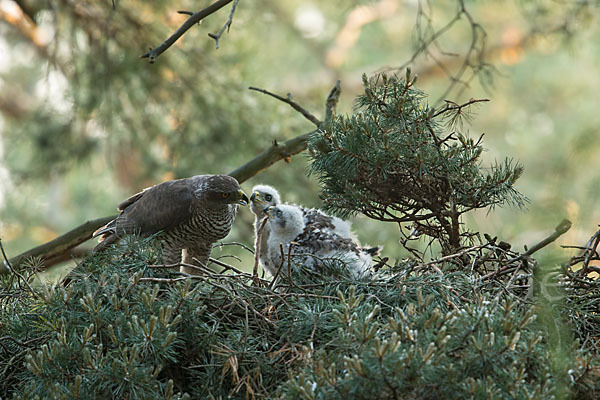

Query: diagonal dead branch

[3,216,115,274]
[480,219,572,281]
[248,87,321,127]
[2,81,343,274]
[208,0,239,49]
[141,0,234,63]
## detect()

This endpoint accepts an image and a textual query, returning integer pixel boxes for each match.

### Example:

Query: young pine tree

[309,71,527,255]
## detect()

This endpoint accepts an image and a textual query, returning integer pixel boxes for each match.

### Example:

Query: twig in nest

[580,227,600,278]
[269,244,287,291]
[147,262,182,269]
[285,242,299,290]
[208,0,239,49]
[509,219,571,263]
[0,239,38,299]
[208,257,245,275]
[215,241,255,254]
[480,219,572,281]
[190,259,221,275]
[253,217,269,284]
[215,254,242,264]
[270,243,299,291]
[372,257,390,272]
[140,277,189,283]
[418,245,484,270]
[248,87,321,127]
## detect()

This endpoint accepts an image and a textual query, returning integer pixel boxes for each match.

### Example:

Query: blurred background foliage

[0,0,599,274]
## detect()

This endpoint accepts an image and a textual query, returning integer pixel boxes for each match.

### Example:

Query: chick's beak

[264,206,274,217]
[238,190,249,206]
[251,191,266,206]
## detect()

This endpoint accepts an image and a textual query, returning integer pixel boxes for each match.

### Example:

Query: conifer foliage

[1,237,600,399]
[1,72,599,399]
[309,71,527,253]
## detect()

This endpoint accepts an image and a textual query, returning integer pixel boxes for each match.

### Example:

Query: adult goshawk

[93,174,248,274]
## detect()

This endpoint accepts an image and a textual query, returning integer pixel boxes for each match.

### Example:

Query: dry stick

[252,218,269,284]
[269,244,287,291]
[510,219,572,263]
[248,87,321,127]
[147,262,183,269]
[208,0,239,49]
[268,259,284,291]
[214,241,254,254]
[189,259,222,275]
[2,216,114,274]
[140,277,188,283]
[480,219,572,281]
[208,257,246,275]
[0,239,38,299]
[418,244,484,269]
[141,0,234,63]
[581,228,600,278]
[285,242,299,290]
[2,82,342,274]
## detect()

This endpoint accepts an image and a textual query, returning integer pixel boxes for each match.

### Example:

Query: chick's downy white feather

[265,205,372,278]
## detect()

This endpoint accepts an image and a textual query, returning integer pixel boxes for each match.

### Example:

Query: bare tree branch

[324,80,341,124]
[231,80,342,182]
[2,216,116,274]
[141,0,235,63]
[208,0,239,49]
[248,87,321,127]
[479,219,572,281]
[227,131,316,183]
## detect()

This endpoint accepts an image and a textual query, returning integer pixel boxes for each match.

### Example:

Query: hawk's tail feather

[92,217,118,239]
[93,233,119,252]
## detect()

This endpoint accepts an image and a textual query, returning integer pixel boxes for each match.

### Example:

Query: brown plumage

[93,175,248,274]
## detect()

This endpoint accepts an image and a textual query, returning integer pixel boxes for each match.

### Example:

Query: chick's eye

[221,193,230,199]
[265,194,273,201]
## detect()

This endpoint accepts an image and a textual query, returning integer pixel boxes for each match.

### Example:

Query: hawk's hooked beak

[238,190,249,206]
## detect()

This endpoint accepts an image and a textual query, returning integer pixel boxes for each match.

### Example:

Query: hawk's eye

[221,193,230,199]
[265,194,273,201]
